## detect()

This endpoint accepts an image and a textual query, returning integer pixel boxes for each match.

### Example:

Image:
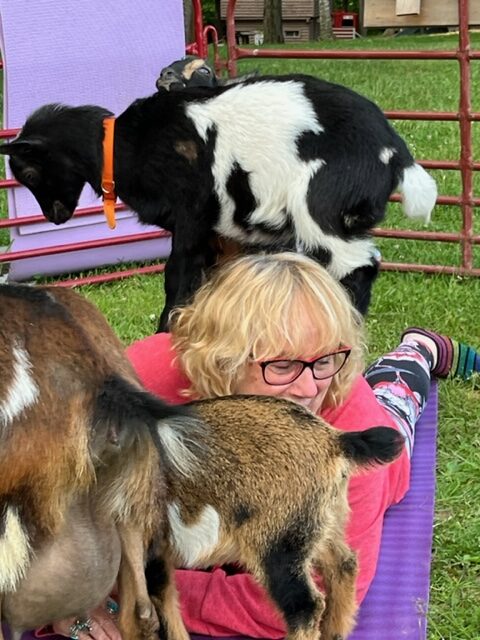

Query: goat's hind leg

[313,540,358,640]
[145,545,189,640]
[116,524,159,640]
[259,551,325,640]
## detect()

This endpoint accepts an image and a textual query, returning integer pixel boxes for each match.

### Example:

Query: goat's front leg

[312,539,358,640]
[157,215,214,332]
[116,523,158,640]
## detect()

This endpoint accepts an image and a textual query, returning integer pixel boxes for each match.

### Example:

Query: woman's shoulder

[126,333,190,404]
[321,375,397,431]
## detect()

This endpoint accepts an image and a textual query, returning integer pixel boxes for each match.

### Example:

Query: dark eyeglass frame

[259,347,352,386]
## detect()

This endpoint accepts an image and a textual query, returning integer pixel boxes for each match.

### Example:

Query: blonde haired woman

[125,252,479,639]
[51,253,479,640]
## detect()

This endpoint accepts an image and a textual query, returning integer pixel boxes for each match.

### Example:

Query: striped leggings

[364,340,434,458]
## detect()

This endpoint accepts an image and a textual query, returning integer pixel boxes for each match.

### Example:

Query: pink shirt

[126,333,410,638]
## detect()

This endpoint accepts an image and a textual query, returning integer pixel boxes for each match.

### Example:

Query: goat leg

[312,540,358,640]
[145,543,189,640]
[157,216,213,332]
[116,523,159,640]
[256,555,325,640]
[0,598,18,640]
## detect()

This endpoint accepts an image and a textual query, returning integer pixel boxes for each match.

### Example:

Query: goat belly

[2,500,121,631]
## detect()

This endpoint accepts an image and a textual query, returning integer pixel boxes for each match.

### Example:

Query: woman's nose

[289,366,319,397]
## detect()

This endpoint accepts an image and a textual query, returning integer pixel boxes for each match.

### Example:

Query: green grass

[3,32,480,639]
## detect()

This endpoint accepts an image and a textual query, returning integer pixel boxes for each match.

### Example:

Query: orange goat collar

[101,117,117,230]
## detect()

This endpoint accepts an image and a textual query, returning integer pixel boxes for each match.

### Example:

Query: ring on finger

[106,598,120,616]
[69,617,93,640]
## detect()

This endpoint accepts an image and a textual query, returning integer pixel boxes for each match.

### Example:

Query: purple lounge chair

[0,0,186,280]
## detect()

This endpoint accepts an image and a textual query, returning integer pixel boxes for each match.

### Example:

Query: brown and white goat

[0,284,198,640]
[152,395,404,640]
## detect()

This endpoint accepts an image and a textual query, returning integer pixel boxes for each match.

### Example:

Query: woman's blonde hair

[170,252,365,408]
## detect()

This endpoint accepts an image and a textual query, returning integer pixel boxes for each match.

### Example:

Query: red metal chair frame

[0,0,478,286]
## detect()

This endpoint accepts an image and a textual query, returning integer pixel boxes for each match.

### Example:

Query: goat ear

[0,139,46,156]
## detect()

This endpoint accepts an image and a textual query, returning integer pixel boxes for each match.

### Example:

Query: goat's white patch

[0,341,39,428]
[186,81,385,279]
[0,506,32,591]
[379,147,396,164]
[398,163,437,223]
[168,502,220,567]
[187,81,325,243]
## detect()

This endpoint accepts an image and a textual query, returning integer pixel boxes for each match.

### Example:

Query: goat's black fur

[0,74,436,330]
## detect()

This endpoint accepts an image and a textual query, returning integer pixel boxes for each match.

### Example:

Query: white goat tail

[399,163,437,224]
[0,506,32,592]
[156,417,205,478]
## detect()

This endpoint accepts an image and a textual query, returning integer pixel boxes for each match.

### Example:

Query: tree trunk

[183,0,195,45]
[263,0,284,44]
[318,0,334,40]
[214,0,224,38]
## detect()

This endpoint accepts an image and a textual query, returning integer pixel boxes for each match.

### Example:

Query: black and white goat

[0,75,437,330]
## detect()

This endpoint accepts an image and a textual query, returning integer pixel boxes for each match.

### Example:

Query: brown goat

[150,396,404,640]
[0,284,403,640]
[0,284,198,640]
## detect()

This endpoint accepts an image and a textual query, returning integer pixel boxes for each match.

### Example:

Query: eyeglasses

[259,347,351,386]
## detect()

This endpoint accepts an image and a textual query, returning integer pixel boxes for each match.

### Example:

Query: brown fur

[0,285,403,640]
[152,396,403,640]
[174,140,198,163]
[0,284,172,639]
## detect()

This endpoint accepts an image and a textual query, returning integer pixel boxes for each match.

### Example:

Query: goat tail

[96,376,205,478]
[338,426,405,469]
[398,162,437,224]
[95,375,191,441]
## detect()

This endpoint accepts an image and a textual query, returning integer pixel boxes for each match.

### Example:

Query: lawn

[2,31,480,640]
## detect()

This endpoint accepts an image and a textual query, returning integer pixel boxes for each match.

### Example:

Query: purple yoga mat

[0,0,185,279]
[5,384,437,640]
[348,381,437,639]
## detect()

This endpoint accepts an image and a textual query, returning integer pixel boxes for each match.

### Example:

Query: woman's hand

[52,599,121,640]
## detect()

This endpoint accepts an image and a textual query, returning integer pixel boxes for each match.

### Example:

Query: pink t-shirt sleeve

[126,333,190,404]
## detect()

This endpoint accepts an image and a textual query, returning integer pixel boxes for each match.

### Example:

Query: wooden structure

[364,0,480,27]
[220,1,319,43]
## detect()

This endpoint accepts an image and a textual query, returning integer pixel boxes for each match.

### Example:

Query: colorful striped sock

[401,327,480,380]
